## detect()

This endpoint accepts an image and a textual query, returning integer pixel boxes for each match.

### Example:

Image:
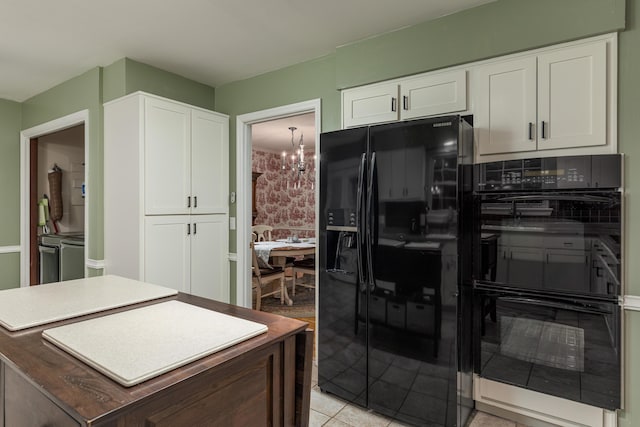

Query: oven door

[477,191,621,298]
[474,286,621,410]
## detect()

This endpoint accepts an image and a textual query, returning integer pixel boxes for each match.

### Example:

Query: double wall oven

[473,154,622,410]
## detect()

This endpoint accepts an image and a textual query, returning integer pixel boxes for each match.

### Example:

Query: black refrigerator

[318,115,474,426]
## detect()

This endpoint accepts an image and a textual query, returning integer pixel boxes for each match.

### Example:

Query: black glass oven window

[478,193,621,298]
[478,294,620,409]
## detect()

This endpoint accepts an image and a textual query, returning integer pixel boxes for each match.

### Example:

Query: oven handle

[493,194,614,203]
[499,296,613,315]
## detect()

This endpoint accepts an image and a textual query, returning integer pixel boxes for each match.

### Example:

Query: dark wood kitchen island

[0,290,312,426]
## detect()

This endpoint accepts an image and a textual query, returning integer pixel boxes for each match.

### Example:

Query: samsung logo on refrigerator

[433,121,452,127]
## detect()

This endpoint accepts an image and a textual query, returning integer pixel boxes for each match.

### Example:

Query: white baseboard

[474,376,617,427]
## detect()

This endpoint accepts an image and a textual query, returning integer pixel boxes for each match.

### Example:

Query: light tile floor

[310,363,531,427]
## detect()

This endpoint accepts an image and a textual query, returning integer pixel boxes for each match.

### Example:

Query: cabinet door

[190,215,229,303]
[401,70,467,120]
[537,42,607,150]
[144,216,190,293]
[475,57,537,155]
[342,83,399,128]
[145,98,191,215]
[191,111,229,214]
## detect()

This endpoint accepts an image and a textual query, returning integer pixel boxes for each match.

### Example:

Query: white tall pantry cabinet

[104,92,230,302]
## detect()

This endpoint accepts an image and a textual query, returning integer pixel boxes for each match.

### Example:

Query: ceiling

[1,0,495,102]
[251,113,315,153]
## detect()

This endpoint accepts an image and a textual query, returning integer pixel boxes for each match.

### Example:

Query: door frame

[20,110,90,287]
[235,99,321,308]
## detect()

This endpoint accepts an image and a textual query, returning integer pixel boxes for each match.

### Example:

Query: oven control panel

[475,154,621,191]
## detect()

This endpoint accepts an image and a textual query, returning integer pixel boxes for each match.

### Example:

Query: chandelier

[281,126,305,179]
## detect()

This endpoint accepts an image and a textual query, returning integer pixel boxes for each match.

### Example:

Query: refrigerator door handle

[356,153,366,284]
[366,151,376,288]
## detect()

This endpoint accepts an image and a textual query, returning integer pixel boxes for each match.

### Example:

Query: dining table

[254,240,316,306]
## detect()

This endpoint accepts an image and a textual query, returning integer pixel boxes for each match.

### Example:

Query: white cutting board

[42,301,268,387]
[0,275,178,331]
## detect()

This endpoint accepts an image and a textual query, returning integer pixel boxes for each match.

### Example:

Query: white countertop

[0,275,178,331]
[42,300,268,387]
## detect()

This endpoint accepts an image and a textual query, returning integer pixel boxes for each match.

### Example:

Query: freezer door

[318,127,369,405]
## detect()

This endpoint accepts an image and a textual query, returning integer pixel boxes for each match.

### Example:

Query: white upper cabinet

[342,82,399,128]
[191,109,229,214]
[537,42,607,151]
[342,69,467,128]
[145,98,191,215]
[401,70,467,120]
[473,37,613,159]
[144,97,228,215]
[341,34,616,161]
[475,57,537,155]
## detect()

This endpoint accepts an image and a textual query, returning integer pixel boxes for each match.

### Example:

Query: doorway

[235,99,321,308]
[250,112,316,320]
[20,111,90,287]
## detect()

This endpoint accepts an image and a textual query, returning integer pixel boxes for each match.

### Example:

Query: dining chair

[291,257,315,296]
[252,224,273,242]
[251,242,286,310]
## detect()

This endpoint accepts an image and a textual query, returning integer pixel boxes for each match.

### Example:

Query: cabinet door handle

[403,95,409,111]
[193,223,197,235]
[187,196,191,208]
[391,97,397,112]
[528,122,534,140]
[187,224,191,235]
[541,121,547,139]
[194,196,198,208]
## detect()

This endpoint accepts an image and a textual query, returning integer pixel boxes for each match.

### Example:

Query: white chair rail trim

[0,246,21,254]
[86,259,105,270]
[623,295,640,311]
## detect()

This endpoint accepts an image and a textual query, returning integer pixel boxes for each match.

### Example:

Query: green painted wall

[22,68,104,263]
[336,0,625,89]
[10,59,215,280]
[103,58,127,104]
[114,59,215,110]
[0,99,22,290]
[215,54,340,302]
[618,1,640,420]
[0,253,20,290]
[103,58,215,109]
[0,99,22,247]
